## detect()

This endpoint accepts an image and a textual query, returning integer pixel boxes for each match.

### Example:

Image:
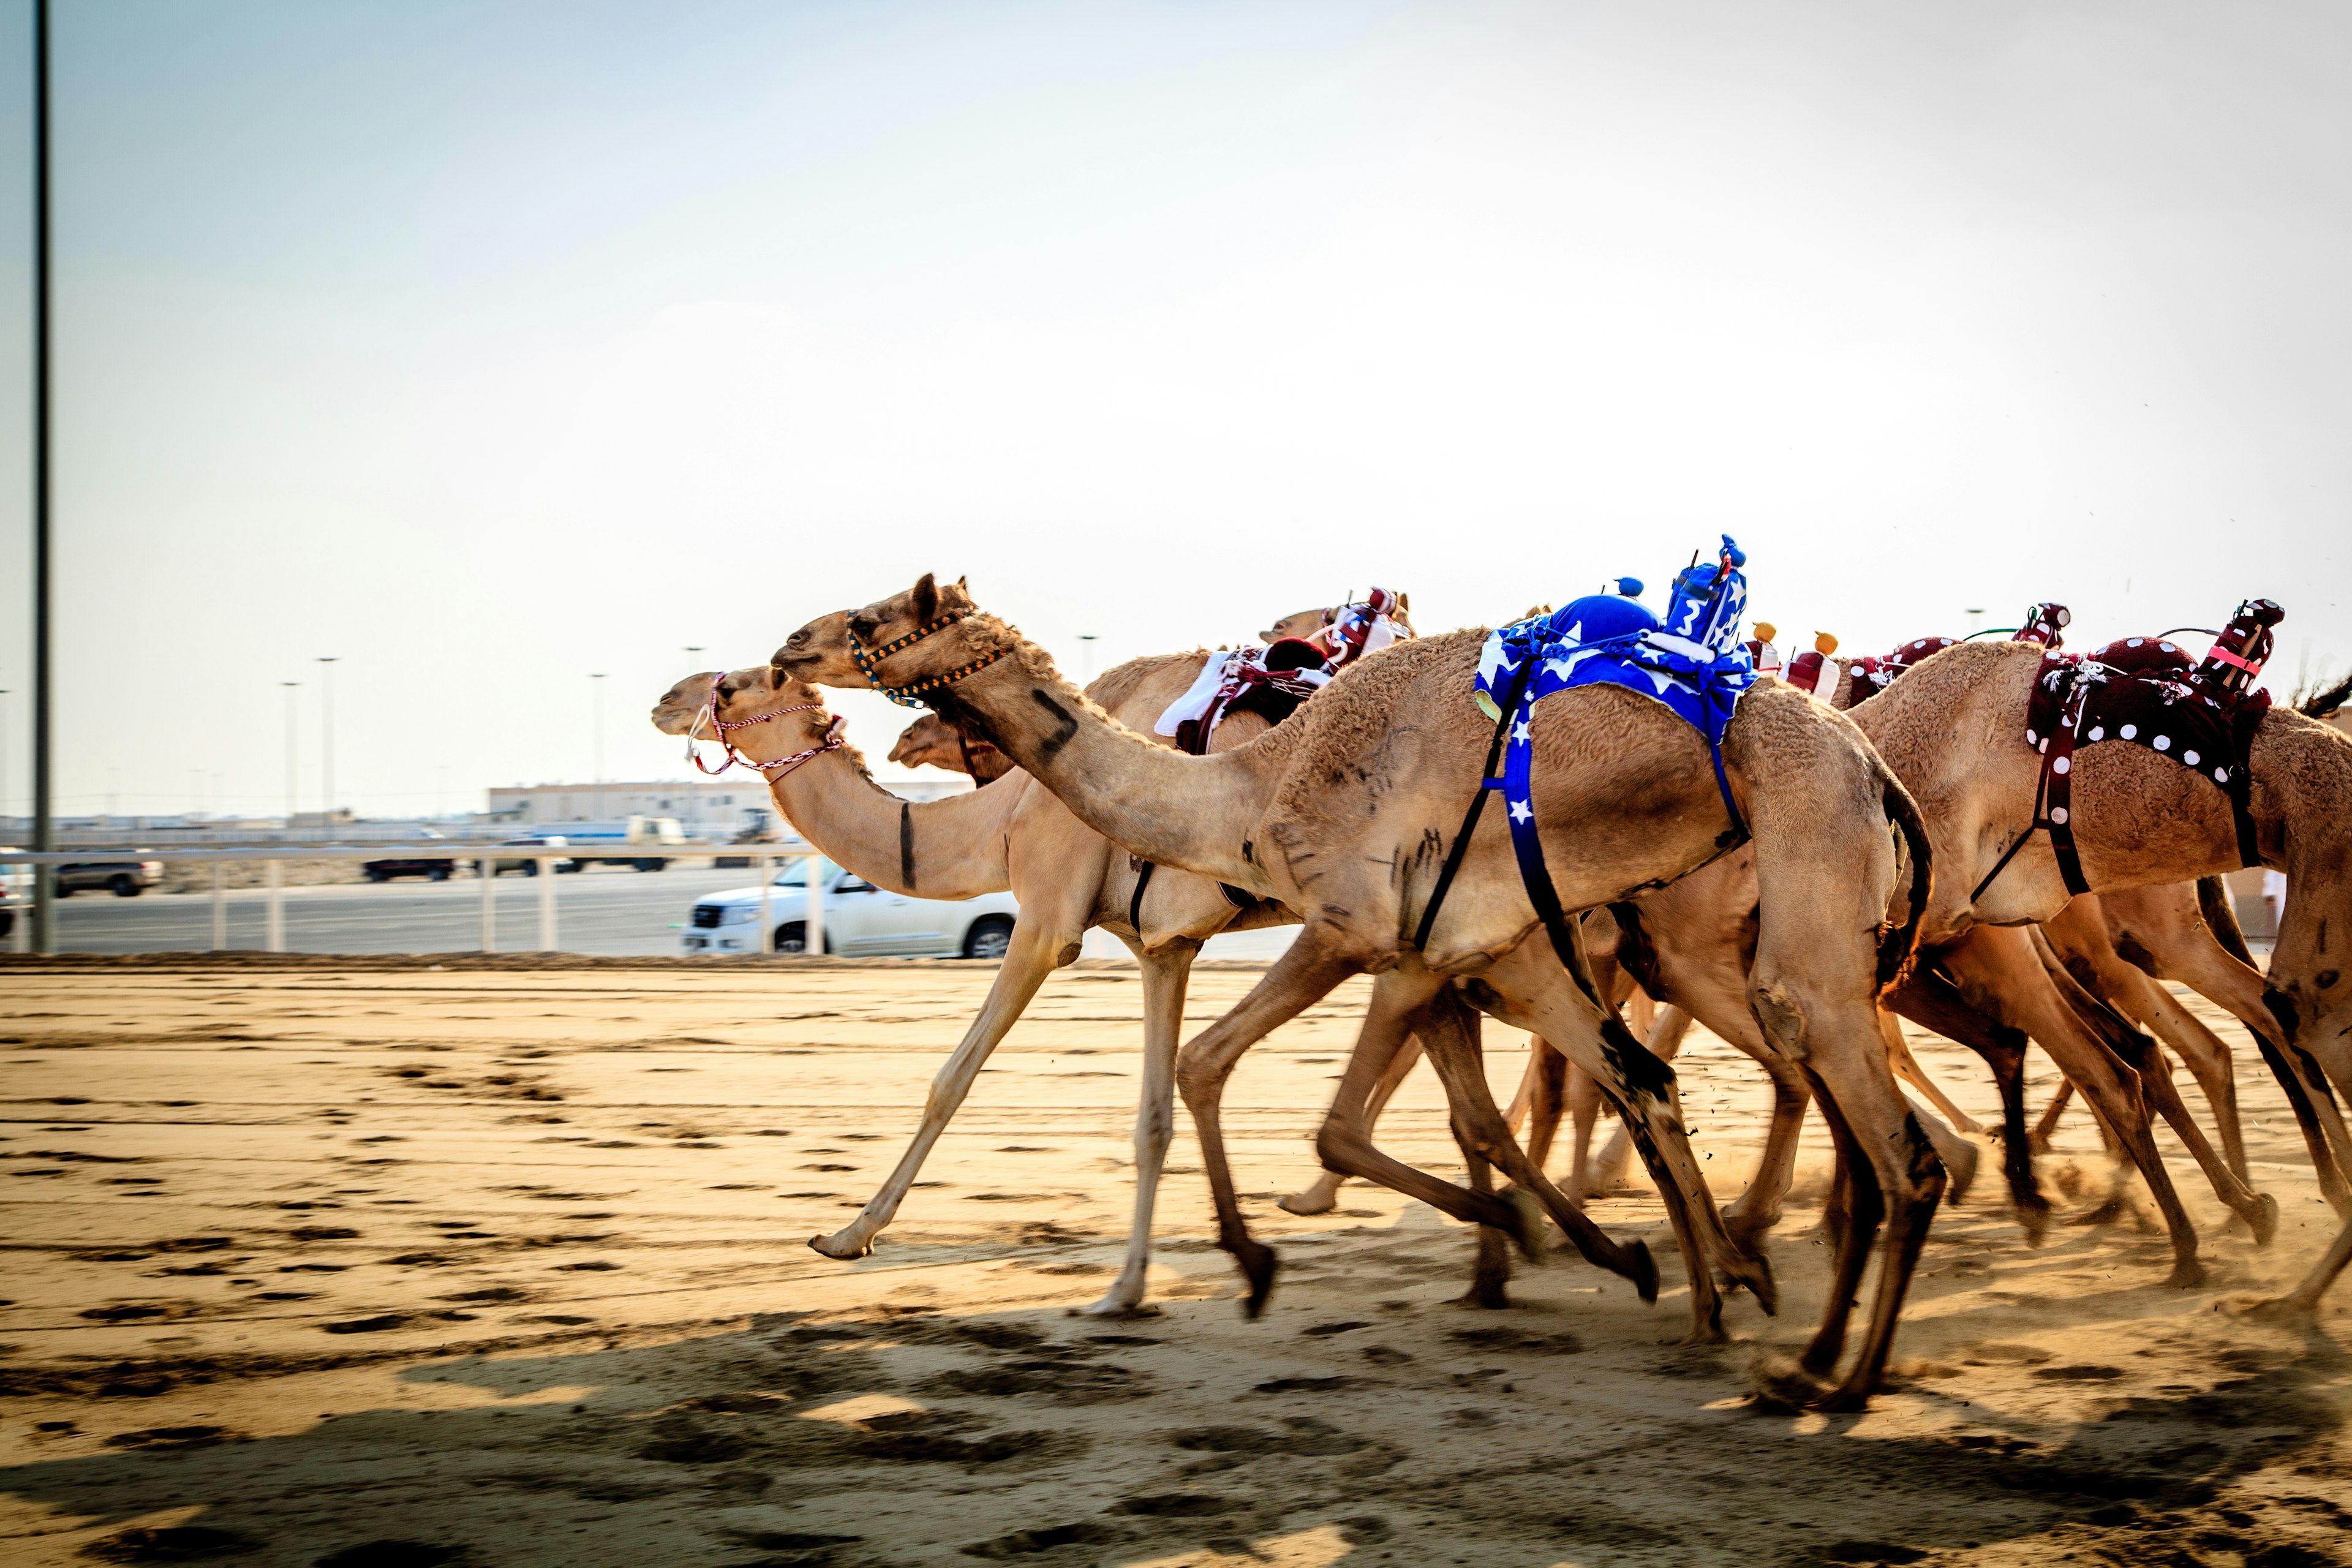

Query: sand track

[2,958,2348,1566]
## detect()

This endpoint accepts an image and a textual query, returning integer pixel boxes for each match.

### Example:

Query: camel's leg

[1795,1088,1881,1380]
[1177,934,1365,1315]
[1885,968,2045,1237]
[1278,1031,1425,1216]
[810,913,1071,1259]
[1627,987,1657,1043]
[1720,1030,1812,1248]
[1907,1093,1979,1205]
[2139,1041,2279,1244]
[1407,989,1659,1297]
[1306,974,1550,1245]
[2252,1215,2352,1318]
[1564,1064,1605,1201]
[2030,927,2277,1242]
[1881,1011,1981,1135]
[2042,899,2250,1181]
[1585,1004,1695,1200]
[1943,926,2206,1287]
[1474,941,1768,1343]
[1081,937,1199,1317]
[2032,1078,2074,1153]
[2114,888,2352,1213]
[1452,1103,1515,1310]
[1521,1038,1570,1170]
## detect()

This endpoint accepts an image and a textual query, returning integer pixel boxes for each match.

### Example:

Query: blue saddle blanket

[1472,536,1757,852]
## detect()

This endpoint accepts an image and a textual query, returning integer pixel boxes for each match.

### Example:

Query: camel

[890,712,1015,785]
[651,654,1298,1317]
[649,596,1433,1316]
[775,568,1940,1409]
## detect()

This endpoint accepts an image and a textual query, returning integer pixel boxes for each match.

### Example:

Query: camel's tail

[2198,874,2259,968]
[2296,673,2352,721]
[1877,770,1932,992]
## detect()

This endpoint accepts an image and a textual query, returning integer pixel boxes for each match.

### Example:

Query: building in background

[484,775,971,833]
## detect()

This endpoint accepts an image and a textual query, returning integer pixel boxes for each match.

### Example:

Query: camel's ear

[911,573,940,624]
[1396,592,1409,613]
[940,575,974,612]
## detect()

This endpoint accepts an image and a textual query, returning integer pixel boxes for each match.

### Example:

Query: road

[33,865,1299,960]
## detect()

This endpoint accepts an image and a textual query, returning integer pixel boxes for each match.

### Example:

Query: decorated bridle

[685,677,845,778]
[849,609,1008,709]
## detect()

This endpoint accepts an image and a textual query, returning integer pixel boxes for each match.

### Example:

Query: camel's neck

[935,658,1278,889]
[766,750,1020,899]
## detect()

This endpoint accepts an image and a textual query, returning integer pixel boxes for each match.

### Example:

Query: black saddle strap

[1128,858,1156,933]
[1412,658,1532,953]
[1973,663,2092,903]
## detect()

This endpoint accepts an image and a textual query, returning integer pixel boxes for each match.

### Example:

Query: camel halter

[685,680,843,778]
[848,609,1008,709]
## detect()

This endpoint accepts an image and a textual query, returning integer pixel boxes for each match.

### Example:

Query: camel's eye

[788,628,809,646]
[850,614,881,641]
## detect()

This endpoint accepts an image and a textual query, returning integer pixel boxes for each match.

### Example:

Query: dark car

[361,856,460,883]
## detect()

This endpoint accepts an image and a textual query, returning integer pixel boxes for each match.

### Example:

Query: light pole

[316,657,337,832]
[1076,634,1098,684]
[30,0,54,952]
[589,673,608,821]
[0,688,10,831]
[281,682,300,831]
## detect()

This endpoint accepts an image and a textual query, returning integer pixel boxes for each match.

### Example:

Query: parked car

[54,858,164,897]
[680,860,1019,958]
[484,836,575,876]
[364,832,459,882]
[362,856,459,883]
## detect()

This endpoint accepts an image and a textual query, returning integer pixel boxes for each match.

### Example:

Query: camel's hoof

[1723,1211,1781,1257]
[2239,1292,2316,1322]
[2015,1202,2052,1248]
[1506,1189,1550,1265]
[1808,1383,1875,1414]
[2069,1196,2132,1229]
[1625,1240,1660,1305]
[1946,1141,1981,1206]
[1732,1250,1779,1317]
[1745,1356,1830,1414]
[1230,1242,1280,1319]
[2243,1192,2281,1247]
[807,1232,873,1261]
[2165,1257,2207,1290]
[1276,1188,1338,1217]
[1071,1297,1164,1321]
[1457,1276,1513,1311]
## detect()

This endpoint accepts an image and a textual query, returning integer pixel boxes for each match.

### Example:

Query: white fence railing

[0,843,824,958]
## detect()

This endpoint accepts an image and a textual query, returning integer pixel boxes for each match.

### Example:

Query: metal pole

[757,854,773,955]
[316,658,337,832]
[479,850,496,952]
[536,856,556,950]
[265,858,284,952]
[210,862,225,950]
[804,851,824,956]
[30,0,55,955]
[281,682,299,828]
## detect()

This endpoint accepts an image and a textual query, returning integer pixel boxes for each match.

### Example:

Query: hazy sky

[0,1,2345,819]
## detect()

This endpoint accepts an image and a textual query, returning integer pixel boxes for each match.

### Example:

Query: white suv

[680,859,1019,958]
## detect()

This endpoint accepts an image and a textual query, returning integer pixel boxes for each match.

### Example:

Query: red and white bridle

[685,675,845,778]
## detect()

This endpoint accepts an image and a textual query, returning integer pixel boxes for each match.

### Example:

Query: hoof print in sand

[959,1521,1126,1559]
[310,1545,473,1568]
[81,1525,263,1562]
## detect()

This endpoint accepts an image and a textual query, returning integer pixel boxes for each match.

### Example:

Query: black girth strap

[1412,657,1532,953]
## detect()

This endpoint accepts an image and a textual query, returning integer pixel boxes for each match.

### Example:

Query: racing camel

[774,561,1939,1410]
[649,596,1421,1316]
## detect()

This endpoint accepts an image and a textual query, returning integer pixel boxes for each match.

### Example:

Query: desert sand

[2,954,2348,1567]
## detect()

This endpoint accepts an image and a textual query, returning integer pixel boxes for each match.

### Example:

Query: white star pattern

[1508,799,1534,824]
[1512,721,1532,745]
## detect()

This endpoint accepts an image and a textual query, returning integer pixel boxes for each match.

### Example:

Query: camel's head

[1257,590,1415,653]
[772,573,981,692]
[648,663,843,769]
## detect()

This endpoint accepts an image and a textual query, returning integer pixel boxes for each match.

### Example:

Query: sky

[0,0,2345,820]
